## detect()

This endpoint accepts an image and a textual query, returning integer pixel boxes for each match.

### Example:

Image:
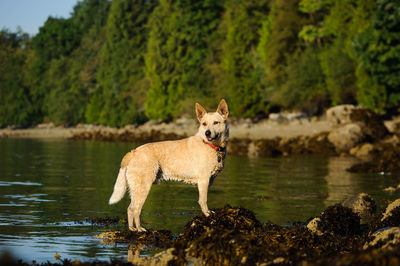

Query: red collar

[203,139,224,152]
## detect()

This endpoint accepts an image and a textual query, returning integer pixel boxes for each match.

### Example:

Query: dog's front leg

[197,178,211,216]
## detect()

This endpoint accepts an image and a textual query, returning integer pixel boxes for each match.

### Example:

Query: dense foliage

[0,0,398,127]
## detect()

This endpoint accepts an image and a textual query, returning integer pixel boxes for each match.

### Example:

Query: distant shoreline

[0,116,332,140]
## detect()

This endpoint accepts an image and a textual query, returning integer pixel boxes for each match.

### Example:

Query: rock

[382,199,400,223]
[94,229,173,247]
[328,123,365,153]
[347,143,400,173]
[349,108,388,141]
[182,205,262,241]
[326,105,357,126]
[349,143,375,159]
[327,106,388,153]
[306,217,323,236]
[317,204,361,236]
[364,227,400,250]
[37,122,55,129]
[269,113,288,124]
[249,139,282,157]
[343,193,376,222]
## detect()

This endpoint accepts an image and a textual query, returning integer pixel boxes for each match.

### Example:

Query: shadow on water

[0,138,399,262]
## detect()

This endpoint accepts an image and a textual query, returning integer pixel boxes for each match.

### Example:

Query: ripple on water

[0,181,42,187]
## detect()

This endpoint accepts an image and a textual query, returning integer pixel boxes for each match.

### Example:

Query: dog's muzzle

[205,130,220,141]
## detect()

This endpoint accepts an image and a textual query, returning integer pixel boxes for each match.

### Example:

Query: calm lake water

[0,138,399,263]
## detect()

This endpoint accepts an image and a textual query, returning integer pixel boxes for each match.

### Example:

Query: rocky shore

[3,194,400,265]
[2,105,400,173]
[5,194,395,265]
[93,194,400,265]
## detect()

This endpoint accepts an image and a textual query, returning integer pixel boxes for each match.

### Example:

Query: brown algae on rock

[88,199,400,265]
[95,229,173,248]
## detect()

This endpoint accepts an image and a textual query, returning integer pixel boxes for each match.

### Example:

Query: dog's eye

[202,122,207,126]
[213,121,219,125]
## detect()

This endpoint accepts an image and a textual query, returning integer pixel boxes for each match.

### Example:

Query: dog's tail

[108,167,127,204]
[109,151,134,205]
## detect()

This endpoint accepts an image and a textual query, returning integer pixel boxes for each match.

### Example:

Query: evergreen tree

[145,0,223,120]
[263,0,306,87]
[353,0,400,111]
[0,30,34,127]
[218,0,270,117]
[91,0,155,126]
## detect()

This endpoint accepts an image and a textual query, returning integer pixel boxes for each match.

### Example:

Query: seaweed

[8,200,400,265]
[317,204,361,236]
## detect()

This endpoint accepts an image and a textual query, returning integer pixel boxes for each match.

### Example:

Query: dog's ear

[195,103,207,122]
[217,99,229,120]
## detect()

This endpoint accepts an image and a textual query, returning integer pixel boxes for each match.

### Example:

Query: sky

[0,0,79,36]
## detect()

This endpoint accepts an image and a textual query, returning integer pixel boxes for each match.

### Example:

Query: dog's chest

[210,150,226,177]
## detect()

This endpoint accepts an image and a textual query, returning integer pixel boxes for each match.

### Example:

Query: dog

[108,99,229,231]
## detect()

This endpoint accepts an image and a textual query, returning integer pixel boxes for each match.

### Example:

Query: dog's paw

[137,227,147,232]
[129,226,147,232]
[203,210,214,217]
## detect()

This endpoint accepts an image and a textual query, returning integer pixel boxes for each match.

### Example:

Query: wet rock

[80,201,400,265]
[182,205,262,241]
[84,216,125,226]
[305,132,336,155]
[350,108,388,141]
[95,229,173,248]
[349,143,375,160]
[317,204,361,236]
[248,138,282,157]
[369,199,400,234]
[348,142,400,173]
[364,227,400,251]
[228,138,251,156]
[306,217,323,236]
[381,199,400,226]
[343,193,377,222]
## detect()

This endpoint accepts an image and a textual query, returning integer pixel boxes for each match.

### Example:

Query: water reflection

[324,157,360,206]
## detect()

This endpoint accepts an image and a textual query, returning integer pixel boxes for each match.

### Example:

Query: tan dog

[108,100,229,231]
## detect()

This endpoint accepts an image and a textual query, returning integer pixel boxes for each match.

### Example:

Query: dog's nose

[205,130,211,137]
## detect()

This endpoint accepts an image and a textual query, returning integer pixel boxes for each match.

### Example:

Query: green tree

[276,47,328,114]
[145,0,223,121]
[353,0,400,111]
[0,30,34,127]
[218,0,270,117]
[90,0,155,126]
[263,0,306,87]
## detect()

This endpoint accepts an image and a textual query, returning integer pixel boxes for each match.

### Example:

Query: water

[0,138,399,263]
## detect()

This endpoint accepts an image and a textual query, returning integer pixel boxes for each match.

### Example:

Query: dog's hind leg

[125,157,158,232]
[127,202,135,231]
[132,179,152,232]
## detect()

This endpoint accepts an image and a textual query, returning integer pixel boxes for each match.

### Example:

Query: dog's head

[196,99,229,147]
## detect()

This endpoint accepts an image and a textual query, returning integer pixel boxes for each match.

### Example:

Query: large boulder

[326,105,388,153]
[306,204,360,236]
[342,193,376,222]
[328,123,365,153]
[326,105,358,126]
[350,108,388,141]
[381,199,400,225]
[364,227,400,251]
